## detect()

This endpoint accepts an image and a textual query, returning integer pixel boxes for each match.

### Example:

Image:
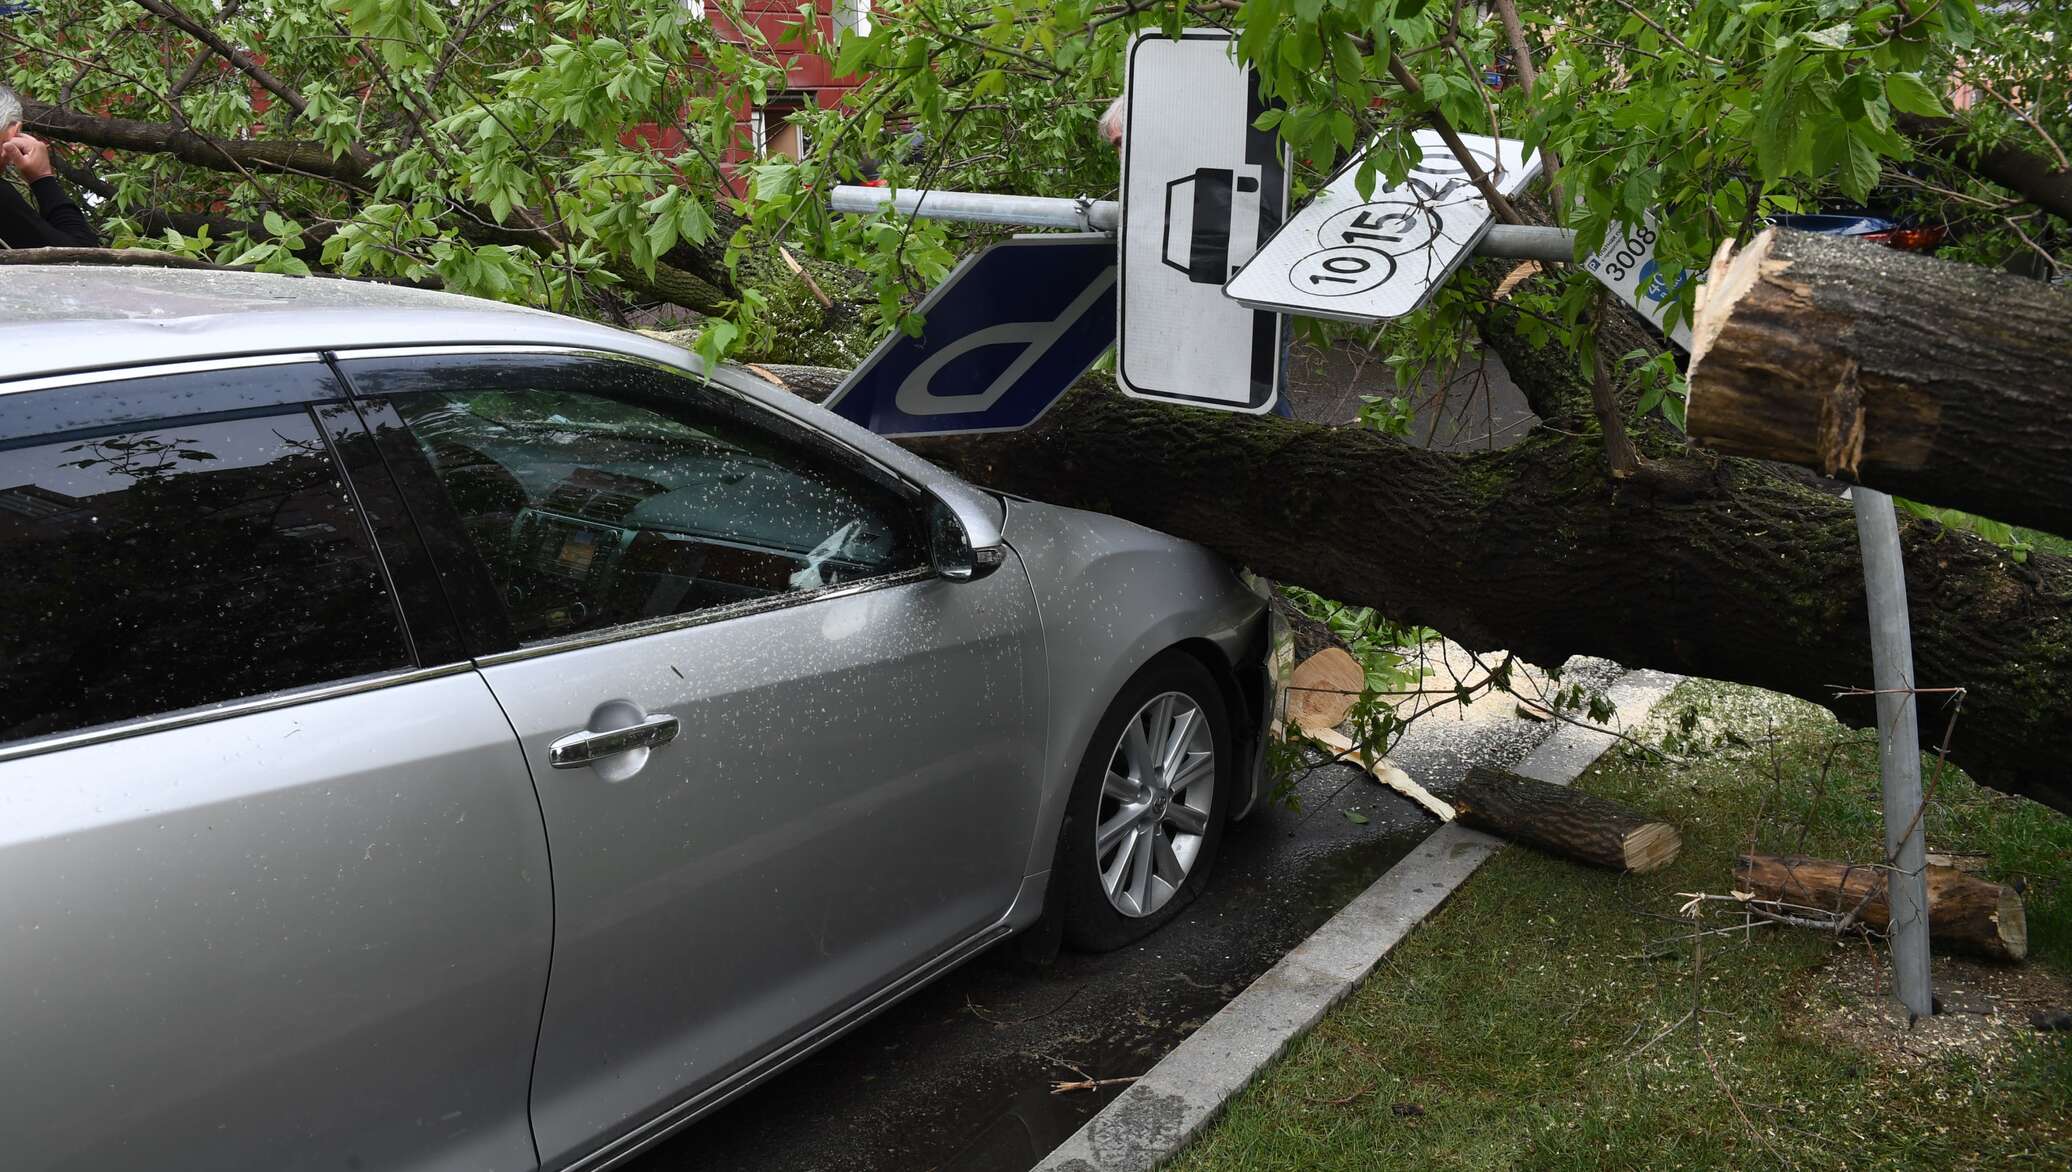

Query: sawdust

[1800,945,2072,1074]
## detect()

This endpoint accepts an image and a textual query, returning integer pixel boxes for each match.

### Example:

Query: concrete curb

[1032,668,1683,1172]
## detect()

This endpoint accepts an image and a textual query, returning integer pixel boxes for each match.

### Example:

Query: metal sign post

[822,235,1117,437]
[1852,486,1934,1019]
[1117,30,1289,414]
[1224,129,1539,322]
[830,186,1580,260]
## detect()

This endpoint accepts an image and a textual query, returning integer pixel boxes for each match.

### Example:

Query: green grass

[1172,681,2072,1172]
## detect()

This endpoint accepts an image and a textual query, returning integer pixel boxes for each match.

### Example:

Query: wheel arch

[1166,636,1266,821]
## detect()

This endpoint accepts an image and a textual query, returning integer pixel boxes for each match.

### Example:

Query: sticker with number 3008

[1287,246,1397,296]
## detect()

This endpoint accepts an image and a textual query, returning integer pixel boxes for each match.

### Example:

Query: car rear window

[0,363,412,745]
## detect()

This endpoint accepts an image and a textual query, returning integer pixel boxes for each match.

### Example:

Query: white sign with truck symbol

[1224,130,1540,323]
[1118,30,1291,413]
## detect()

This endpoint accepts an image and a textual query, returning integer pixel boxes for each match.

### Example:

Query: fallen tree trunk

[1452,766,1680,872]
[1733,853,2028,962]
[1896,112,2072,224]
[855,314,2072,816]
[1688,229,2072,537]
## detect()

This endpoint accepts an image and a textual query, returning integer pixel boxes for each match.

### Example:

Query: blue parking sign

[824,235,1117,437]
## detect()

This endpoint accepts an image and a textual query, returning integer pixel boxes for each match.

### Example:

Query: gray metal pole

[1852,486,1934,1020]
[829,185,1117,232]
[1478,223,1580,261]
[828,185,1578,260]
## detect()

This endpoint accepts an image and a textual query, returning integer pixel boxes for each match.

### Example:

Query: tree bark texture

[1733,852,2028,961]
[1689,228,2072,538]
[1452,766,1680,872]
[878,315,2072,816]
[1897,112,2072,224]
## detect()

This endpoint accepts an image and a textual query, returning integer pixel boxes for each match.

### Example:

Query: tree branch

[1386,53,1525,224]
[132,0,308,122]
[24,103,736,316]
[26,102,373,184]
[1899,112,2072,222]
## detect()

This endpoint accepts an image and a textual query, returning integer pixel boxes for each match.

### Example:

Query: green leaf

[1343,809,1370,825]
[1329,110,1357,154]
[1839,132,1881,203]
[752,160,799,202]
[224,243,278,267]
[644,215,679,265]
[1884,72,1949,118]
[1837,72,1876,123]
[677,196,715,246]
[1662,391,1687,432]
[1803,22,1851,49]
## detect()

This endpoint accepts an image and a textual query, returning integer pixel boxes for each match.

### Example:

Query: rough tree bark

[1734,852,2028,962]
[775,312,2072,816]
[1689,229,2072,537]
[1453,766,1681,872]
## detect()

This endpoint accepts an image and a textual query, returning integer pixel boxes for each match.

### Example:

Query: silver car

[0,267,1277,1171]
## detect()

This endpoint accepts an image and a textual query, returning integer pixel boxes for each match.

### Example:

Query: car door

[0,358,553,1172]
[334,349,1049,1166]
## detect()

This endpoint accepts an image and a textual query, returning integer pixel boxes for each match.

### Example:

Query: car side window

[361,355,924,646]
[0,364,412,745]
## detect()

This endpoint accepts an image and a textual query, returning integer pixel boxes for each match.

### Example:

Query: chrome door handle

[549,713,681,769]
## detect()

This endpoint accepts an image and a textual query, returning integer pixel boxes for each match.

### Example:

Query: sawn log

[1733,852,2028,962]
[1688,228,2072,537]
[1451,766,1681,873]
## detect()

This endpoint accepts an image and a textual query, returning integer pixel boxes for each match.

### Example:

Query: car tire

[1059,650,1231,953]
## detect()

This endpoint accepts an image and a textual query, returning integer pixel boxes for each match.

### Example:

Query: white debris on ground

[1300,634,1643,808]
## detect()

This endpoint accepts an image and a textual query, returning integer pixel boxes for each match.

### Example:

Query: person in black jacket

[0,83,97,249]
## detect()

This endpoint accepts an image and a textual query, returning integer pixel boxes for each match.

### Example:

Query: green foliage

[1277,585,1430,787]
[27,0,2068,367]
[1279,585,1427,695]
[1897,496,2034,561]
[23,0,793,327]
[1175,680,2072,1172]
[1354,392,1415,437]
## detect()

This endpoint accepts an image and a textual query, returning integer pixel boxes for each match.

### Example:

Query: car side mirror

[929,499,1005,582]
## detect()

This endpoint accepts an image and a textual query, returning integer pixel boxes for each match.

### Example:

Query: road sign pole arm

[1384,53,1526,225]
[829,185,1118,232]
[828,185,1574,259]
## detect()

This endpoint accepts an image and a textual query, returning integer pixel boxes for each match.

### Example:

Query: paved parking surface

[630,649,1619,1172]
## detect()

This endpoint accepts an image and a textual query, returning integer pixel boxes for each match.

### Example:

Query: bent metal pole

[827,186,1578,260]
[1853,486,1934,1020]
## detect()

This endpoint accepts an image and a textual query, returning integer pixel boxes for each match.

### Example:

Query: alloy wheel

[1094,691,1215,918]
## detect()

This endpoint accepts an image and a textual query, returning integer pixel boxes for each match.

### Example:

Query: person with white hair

[0,82,98,249]
[1098,94,1125,152]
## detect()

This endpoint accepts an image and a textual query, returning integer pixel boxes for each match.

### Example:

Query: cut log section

[1452,766,1681,873]
[1304,726,1456,821]
[1733,853,2028,962]
[1287,648,1365,732]
[1688,228,2072,537]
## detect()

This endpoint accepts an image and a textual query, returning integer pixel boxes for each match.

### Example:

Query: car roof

[0,265,702,383]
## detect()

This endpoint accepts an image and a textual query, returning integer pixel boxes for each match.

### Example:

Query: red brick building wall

[626,0,870,192]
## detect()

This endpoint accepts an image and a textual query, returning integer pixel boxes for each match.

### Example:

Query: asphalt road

[629,647,1617,1172]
